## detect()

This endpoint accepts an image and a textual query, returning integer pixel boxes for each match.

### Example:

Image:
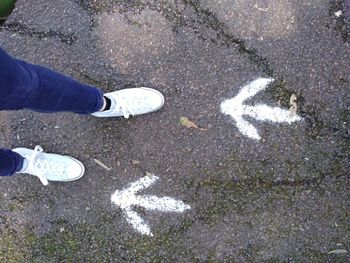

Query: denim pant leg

[0,149,24,176]
[0,47,104,113]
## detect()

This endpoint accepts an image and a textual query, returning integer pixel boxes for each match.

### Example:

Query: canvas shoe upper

[13,145,85,185]
[92,87,164,118]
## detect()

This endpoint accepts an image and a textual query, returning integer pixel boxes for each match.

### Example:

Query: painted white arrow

[111,173,190,236]
[220,78,302,140]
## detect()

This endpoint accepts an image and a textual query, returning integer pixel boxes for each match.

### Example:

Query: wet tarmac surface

[0,0,349,261]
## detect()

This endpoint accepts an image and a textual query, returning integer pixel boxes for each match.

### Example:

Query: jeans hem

[92,88,104,114]
[14,152,24,173]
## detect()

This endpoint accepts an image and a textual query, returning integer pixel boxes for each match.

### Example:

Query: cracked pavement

[0,0,349,262]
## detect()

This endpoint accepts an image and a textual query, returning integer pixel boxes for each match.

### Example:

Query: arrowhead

[220,99,242,120]
[221,78,274,140]
[111,189,133,209]
[111,174,159,209]
[111,174,191,236]
[221,78,301,140]
[234,117,261,140]
[221,77,274,119]
[232,78,274,104]
[124,208,153,236]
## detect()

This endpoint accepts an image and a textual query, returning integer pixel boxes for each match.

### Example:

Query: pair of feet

[13,88,165,185]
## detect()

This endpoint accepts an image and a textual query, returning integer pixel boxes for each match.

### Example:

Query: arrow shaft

[243,105,301,123]
[135,196,190,212]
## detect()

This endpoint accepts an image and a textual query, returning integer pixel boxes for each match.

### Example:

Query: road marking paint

[111,173,191,236]
[221,78,302,140]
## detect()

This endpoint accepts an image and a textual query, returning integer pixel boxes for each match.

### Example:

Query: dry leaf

[334,10,342,17]
[179,117,207,131]
[93,158,111,171]
[253,4,268,12]
[327,249,348,254]
[289,93,298,117]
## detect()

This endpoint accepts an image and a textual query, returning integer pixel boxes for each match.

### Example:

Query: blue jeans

[0,47,104,176]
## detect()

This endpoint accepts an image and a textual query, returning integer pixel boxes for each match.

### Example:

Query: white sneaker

[92,87,165,118]
[12,146,85,186]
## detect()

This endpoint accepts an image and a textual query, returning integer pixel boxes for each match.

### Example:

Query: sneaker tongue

[21,159,29,171]
[104,96,112,111]
[108,94,117,110]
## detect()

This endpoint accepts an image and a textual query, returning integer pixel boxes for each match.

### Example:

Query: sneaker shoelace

[109,92,135,119]
[26,145,65,186]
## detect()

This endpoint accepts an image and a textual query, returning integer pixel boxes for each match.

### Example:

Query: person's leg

[0,46,165,119]
[0,47,164,117]
[0,148,24,176]
[0,47,104,114]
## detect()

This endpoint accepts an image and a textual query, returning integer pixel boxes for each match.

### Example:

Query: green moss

[0,229,31,262]
[39,230,78,258]
[54,218,69,225]
[8,202,19,212]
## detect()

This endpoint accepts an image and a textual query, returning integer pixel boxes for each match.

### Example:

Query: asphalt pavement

[0,0,349,262]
